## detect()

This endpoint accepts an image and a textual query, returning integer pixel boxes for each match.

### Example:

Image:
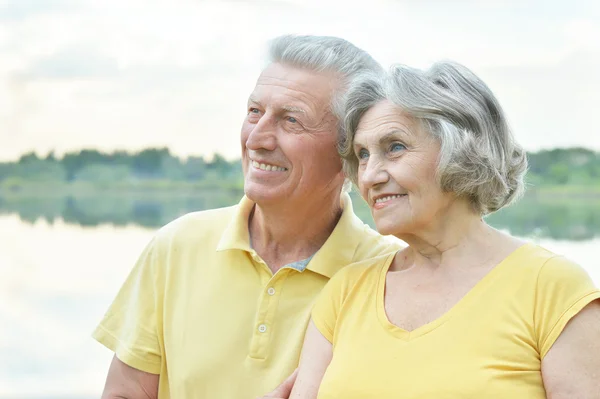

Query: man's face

[241,62,344,206]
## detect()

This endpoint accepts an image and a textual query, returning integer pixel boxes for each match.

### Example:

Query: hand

[257,368,298,399]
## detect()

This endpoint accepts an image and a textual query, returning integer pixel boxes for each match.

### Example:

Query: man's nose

[245,116,277,152]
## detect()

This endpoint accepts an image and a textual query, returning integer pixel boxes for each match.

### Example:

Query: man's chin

[244,184,285,205]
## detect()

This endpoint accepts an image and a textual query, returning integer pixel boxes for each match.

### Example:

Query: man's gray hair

[340,61,528,215]
[268,35,382,112]
[268,34,383,193]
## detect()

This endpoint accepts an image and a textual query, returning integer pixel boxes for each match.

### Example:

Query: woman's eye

[390,143,406,152]
[357,149,369,160]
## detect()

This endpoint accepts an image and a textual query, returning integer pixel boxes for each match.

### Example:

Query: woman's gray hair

[268,34,383,193]
[340,62,528,215]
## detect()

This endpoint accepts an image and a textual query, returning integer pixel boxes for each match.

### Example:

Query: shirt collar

[216,196,255,252]
[216,193,367,279]
[305,192,365,278]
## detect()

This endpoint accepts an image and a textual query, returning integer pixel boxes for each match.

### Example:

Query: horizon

[3,143,600,164]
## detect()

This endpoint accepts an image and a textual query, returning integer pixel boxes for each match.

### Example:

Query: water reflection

[485,195,600,241]
[0,190,243,228]
[1,197,599,398]
[0,216,154,398]
[1,191,599,240]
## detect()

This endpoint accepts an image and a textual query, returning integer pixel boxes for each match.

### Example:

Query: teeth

[252,160,287,172]
[375,195,404,203]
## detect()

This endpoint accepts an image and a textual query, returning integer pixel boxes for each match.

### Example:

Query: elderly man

[93,35,401,399]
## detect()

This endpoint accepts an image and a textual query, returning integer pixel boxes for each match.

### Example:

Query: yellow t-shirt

[312,243,600,398]
[92,193,401,399]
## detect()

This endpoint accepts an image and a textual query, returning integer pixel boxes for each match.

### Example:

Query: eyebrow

[248,96,306,114]
[281,105,306,114]
[354,129,409,148]
[248,96,262,107]
[379,129,408,142]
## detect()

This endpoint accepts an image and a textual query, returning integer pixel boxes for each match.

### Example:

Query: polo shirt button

[267,287,276,296]
[258,324,267,333]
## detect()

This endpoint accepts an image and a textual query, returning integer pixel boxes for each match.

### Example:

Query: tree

[18,151,41,164]
[131,148,171,178]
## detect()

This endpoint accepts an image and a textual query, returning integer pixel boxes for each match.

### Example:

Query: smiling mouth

[373,194,407,205]
[251,160,287,172]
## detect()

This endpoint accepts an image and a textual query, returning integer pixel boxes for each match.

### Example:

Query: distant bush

[0,147,598,190]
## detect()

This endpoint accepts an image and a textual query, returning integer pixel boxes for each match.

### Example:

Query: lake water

[1,192,599,398]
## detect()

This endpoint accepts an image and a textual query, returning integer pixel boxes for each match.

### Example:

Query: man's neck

[248,191,343,273]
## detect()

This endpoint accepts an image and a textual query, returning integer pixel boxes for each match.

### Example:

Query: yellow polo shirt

[92,193,401,399]
[312,243,600,398]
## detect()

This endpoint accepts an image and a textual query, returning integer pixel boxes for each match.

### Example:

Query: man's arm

[101,355,159,399]
[288,320,333,399]
[258,369,298,399]
[542,300,600,398]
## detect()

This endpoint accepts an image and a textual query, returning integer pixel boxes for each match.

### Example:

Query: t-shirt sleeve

[311,269,348,344]
[92,237,163,374]
[534,255,600,359]
[311,255,387,344]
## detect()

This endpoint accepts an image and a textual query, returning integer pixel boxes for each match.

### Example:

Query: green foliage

[548,163,570,184]
[74,164,133,182]
[486,196,600,241]
[7,151,66,182]
[182,156,207,180]
[1,146,599,190]
[527,148,600,186]
[131,148,171,177]
[62,149,108,181]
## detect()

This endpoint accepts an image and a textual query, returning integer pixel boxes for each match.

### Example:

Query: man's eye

[390,143,406,152]
[249,108,260,114]
[287,116,297,123]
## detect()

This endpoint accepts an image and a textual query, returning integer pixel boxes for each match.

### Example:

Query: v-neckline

[375,243,532,341]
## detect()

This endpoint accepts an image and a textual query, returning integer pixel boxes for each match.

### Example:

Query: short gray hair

[268,34,382,193]
[268,35,382,110]
[340,61,528,215]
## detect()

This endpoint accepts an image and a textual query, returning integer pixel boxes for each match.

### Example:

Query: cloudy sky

[0,0,598,162]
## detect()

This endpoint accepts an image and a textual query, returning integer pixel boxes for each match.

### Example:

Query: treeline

[526,147,600,185]
[0,148,242,187]
[1,147,599,188]
[3,190,599,240]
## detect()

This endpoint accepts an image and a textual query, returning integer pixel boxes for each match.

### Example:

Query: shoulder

[353,223,405,259]
[512,243,595,287]
[522,243,599,327]
[535,249,597,295]
[329,252,395,295]
[524,245,600,357]
[508,243,577,279]
[152,204,238,246]
[312,252,395,338]
[161,204,237,234]
[507,243,597,289]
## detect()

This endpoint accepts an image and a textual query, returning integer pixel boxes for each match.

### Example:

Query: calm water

[1,192,599,398]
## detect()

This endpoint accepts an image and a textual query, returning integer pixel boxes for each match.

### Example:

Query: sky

[0,0,598,162]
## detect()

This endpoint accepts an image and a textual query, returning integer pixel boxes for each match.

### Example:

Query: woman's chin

[373,220,401,237]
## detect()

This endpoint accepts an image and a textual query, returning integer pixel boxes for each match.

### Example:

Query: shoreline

[1,181,599,199]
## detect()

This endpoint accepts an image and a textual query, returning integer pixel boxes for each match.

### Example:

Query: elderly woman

[285,62,600,398]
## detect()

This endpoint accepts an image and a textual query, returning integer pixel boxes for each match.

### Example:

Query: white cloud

[0,0,598,162]
[564,18,600,51]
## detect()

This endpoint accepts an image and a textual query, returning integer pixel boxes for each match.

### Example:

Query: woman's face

[353,100,455,237]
